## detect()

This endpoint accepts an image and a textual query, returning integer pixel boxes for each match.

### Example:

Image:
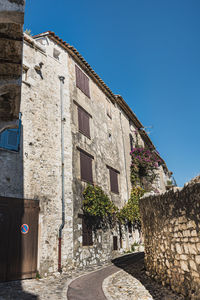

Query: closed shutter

[75,65,90,98]
[78,106,90,138]
[80,151,93,183]
[0,129,20,151]
[82,218,93,246]
[109,168,119,194]
[113,236,118,250]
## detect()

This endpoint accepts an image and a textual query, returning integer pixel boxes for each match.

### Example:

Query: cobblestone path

[0,252,185,300]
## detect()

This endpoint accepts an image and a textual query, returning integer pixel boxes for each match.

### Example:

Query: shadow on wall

[111,253,184,300]
[0,124,39,299]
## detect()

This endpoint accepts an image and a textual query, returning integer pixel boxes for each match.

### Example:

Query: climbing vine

[82,185,118,230]
[82,135,161,230]
[130,146,160,189]
[82,185,145,229]
[118,186,144,226]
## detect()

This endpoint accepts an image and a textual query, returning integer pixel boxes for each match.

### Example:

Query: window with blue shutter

[0,119,21,152]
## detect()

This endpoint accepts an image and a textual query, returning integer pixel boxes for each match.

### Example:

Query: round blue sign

[21,224,29,234]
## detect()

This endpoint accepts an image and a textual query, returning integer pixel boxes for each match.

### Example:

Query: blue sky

[24,0,200,187]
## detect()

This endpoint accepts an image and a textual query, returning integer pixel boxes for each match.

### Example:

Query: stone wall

[140,178,200,299]
[0,0,25,129]
[0,34,74,275]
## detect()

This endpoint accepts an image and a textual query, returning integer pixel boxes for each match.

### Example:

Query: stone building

[0,0,25,131]
[0,31,170,277]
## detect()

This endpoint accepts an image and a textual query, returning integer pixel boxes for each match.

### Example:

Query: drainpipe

[58,75,65,272]
[119,109,129,200]
[119,109,130,250]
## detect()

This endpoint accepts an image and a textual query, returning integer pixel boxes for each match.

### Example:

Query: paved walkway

[0,253,185,300]
[67,265,119,300]
[0,262,111,300]
[68,252,185,300]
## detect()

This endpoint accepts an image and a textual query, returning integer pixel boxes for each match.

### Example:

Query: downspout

[58,76,65,272]
[119,109,130,250]
[119,109,129,200]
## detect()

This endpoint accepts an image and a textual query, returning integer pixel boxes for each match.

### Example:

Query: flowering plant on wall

[130,147,161,189]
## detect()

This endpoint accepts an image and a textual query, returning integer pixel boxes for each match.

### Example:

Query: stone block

[180,261,189,272]
[189,260,197,271]
[175,243,183,254]
[189,244,197,255]
[195,255,200,264]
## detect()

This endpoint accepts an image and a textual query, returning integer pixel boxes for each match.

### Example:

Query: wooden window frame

[107,165,120,194]
[74,101,92,139]
[75,65,90,98]
[82,217,93,246]
[77,147,94,184]
[113,236,118,250]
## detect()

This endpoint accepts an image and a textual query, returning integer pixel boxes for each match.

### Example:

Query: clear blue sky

[24,0,200,187]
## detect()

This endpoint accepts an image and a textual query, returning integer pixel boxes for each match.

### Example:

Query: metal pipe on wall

[119,109,130,250]
[58,75,65,272]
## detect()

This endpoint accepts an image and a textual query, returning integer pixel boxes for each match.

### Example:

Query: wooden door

[0,197,39,282]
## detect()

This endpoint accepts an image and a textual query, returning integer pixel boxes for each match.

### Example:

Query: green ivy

[82,185,118,230]
[118,186,144,226]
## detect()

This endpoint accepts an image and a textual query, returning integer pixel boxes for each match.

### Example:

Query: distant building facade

[0,32,171,276]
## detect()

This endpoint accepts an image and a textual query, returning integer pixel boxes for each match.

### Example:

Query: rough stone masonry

[0,0,25,130]
[140,175,200,299]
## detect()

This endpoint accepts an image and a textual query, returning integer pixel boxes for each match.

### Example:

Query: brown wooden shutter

[109,168,119,194]
[113,236,118,250]
[80,151,93,183]
[82,218,93,246]
[75,65,90,98]
[78,106,90,138]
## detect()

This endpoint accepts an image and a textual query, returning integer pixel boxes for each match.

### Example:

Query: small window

[79,149,93,183]
[129,133,134,151]
[106,98,112,119]
[82,218,93,246]
[113,236,118,250]
[53,48,60,60]
[22,65,28,82]
[75,65,90,98]
[107,166,119,194]
[0,120,21,152]
[78,106,90,138]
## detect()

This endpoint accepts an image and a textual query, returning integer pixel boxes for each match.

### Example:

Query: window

[82,218,93,246]
[129,133,134,151]
[78,106,90,138]
[75,65,90,98]
[22,65,28,82]
[53,48,60,60]
[113,236,118,250]
[79,148,93,183]
[0,118,21,151]
[107,166,119,194]
[106,98,112,119]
